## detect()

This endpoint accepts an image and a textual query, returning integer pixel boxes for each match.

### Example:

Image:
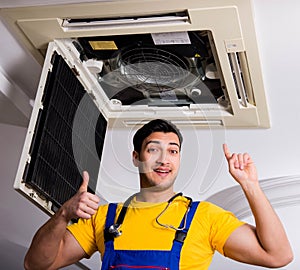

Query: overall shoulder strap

[170,201,200,269]
[101,203,118,270]
[174,201,200,243]
[104,195,135,242]
[104,203,118,242]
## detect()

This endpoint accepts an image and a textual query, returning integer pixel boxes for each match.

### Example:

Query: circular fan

[115,46,192,94]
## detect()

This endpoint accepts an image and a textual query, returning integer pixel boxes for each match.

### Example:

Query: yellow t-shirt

[67,196,244,269]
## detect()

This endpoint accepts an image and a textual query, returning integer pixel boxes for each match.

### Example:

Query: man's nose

[156,150,168,164]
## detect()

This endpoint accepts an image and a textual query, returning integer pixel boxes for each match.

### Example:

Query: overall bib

[101,200,200,270]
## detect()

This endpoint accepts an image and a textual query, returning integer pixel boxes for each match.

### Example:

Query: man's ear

[132,150,139,167]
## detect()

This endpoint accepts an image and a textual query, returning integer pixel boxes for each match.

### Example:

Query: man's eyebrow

[170,142,180,148]
[145,140,160,146]
[145,140,180,148]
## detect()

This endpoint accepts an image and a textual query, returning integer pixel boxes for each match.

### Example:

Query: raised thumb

[79,171,89,193]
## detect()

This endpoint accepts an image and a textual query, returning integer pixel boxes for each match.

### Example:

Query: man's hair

[133,119,183,153]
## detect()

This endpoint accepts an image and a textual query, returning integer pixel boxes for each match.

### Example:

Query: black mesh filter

[24,52,107,211]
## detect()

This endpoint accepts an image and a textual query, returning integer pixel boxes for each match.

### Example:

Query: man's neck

[136,189,176,203]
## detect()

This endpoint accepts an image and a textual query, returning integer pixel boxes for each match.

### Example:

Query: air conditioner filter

[23,52,107,211]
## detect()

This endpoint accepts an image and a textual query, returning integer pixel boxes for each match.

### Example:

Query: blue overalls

[101,199,200,270]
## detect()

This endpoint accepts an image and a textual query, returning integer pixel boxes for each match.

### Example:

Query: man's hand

[223,144,258,186]
[61,171,100,221]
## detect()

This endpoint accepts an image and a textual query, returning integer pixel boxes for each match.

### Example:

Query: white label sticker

[151,32,191,45]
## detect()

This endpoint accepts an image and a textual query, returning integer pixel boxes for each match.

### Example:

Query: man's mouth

[153,168,171,174]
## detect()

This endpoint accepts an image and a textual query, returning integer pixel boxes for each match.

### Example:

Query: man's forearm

[242,181,293,261]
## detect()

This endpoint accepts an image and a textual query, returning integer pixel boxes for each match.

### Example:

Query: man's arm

[222,144,293,268]
[24,171,100,270]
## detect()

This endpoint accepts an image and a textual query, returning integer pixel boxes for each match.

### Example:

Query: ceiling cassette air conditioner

[1,0,270,129]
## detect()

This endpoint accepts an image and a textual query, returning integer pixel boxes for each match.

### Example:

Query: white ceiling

[0,0,300,269]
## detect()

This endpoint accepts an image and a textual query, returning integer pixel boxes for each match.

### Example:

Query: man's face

[132,132,181,191]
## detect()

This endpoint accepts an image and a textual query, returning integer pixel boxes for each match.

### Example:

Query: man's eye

[148,148,158,153]
[170,149,179,154]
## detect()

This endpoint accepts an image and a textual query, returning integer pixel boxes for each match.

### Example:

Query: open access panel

[14,42,107,214]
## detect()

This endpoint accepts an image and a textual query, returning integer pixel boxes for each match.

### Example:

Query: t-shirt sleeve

[206,202,245,255]
[67,205,107,257]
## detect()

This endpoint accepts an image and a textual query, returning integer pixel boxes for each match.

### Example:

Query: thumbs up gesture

[61,171,100,221]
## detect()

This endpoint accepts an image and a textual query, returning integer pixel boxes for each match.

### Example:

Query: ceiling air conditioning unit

[1,0,270,129]
[1,0,270,214]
